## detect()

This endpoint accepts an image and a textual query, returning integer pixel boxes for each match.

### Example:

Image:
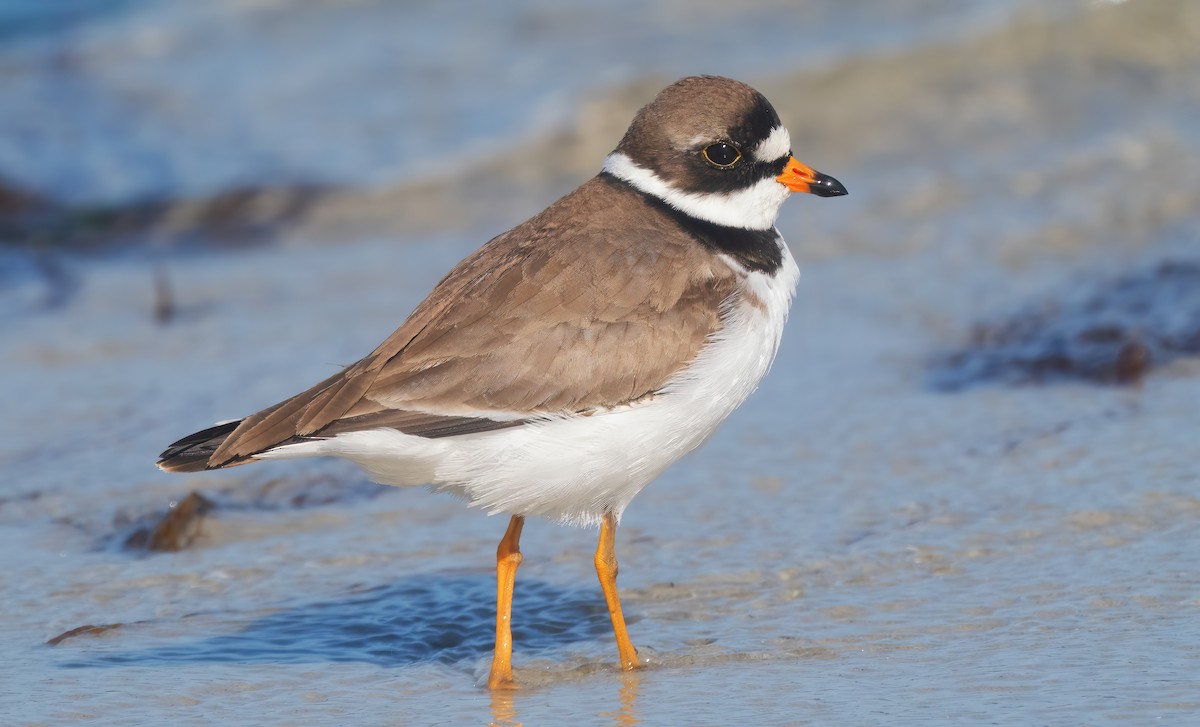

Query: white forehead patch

[752,126,791,163]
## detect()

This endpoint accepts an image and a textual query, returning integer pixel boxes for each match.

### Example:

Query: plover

[158,75,846,688]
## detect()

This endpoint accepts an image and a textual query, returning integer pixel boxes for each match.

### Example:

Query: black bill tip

[810,172,848,198]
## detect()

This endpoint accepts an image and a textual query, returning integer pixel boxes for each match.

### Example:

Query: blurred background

[2,0,1199,723]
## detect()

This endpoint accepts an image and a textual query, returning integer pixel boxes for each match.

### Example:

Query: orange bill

[776,157,848,197]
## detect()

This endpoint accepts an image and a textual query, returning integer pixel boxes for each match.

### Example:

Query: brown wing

[205,176,738,468]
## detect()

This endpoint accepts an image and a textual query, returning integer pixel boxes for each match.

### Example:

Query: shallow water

[5,241,1199,723]
[1,0,1070,204]
[3,0,1200,724]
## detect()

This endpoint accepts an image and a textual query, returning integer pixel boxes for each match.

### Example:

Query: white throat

[603,152,791,231]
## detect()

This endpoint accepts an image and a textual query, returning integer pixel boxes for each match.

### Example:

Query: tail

[156,420,246,473]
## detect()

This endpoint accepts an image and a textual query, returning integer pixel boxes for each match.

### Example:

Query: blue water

[0,0,1066,204]
[3,0,1200,724]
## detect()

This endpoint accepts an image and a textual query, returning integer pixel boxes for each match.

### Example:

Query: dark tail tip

[157,420,243,473]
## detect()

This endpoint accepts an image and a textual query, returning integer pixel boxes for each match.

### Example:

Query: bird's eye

[702,142,741,168]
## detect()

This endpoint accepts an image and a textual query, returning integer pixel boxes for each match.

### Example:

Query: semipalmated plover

[158,75,846,688]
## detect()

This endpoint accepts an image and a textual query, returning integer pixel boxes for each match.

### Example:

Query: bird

[157,75,847,689]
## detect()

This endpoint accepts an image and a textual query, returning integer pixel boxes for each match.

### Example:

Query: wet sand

[3,0,1199,723]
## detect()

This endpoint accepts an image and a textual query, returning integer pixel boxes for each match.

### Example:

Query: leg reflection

[488,688,522,727]
[600,671,642,726]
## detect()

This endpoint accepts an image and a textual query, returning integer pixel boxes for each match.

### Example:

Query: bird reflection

[488,671,642,726]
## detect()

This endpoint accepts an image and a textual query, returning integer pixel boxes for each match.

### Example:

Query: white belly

[259,246,799,526]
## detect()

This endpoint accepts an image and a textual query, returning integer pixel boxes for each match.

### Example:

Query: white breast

[259,242,800,527]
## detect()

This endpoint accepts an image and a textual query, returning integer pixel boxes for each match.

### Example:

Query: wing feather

[206,176,738,468]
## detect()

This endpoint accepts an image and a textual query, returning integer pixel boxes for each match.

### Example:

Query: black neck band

[600,172,784,274]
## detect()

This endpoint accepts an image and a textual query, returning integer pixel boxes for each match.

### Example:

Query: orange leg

[488,515,525,690]
[595,511,639,670]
